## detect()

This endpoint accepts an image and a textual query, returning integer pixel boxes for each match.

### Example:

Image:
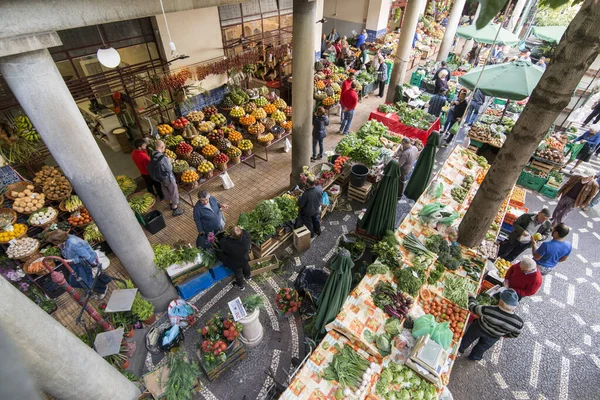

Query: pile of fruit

[116,175,137,197]
[207,130,224,143]
[420,294,468,342]
[272,110,286,123]
[244,102,257,113]
[28,207,57,226]
[83,223,105,243]
[171,116,189,130]
[157,124,174,136]
[229,106,244,118]
[213,153,229,165]
[238,140,253,152]
[63,195,83,212]
[275,287,300,316]
[165,149,176,159]
[175,142,193,156]
[535,148,564,164]
[495,258,511,278]
[202,144,219,158]
[239,115,256,126]
[251,108,267,120]
[284,106,292,119]
[0,223,27,242]
[315,80,326,90]
[197,161,214,174]
[199,315,242,365]
[164,135,184,147]
[262,118,275,130]
[198,121,215,133]
[253,96,268,107]
[227,130,243,143]
[273,98,287,110]
[181,169,199,183]
[186,111,204,122]
[188,152,203,166]
[280,120,292,131]
[68,208,92,227]
[215,138,230,152]
[248,123,265,135]
[322,96,335,106]
[262,103,277,115]
[13,192,45,214]
[43,175,72,200]
[182,124,198,139]
[172,160,190,174]
[128,193,154,214]
[7,237,38,259]
[33,166,62,187]
[227,147,242,158]
[210,113,227,126]
[191,135,210,148]
[202,105,218,117]
[15,115,40,143]
[257,133,274,145]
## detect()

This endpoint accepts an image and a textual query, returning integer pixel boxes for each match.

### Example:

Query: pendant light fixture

[159,0,178,58]
[96,26,121,68]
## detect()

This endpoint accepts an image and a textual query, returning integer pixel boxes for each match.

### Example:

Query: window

[223,25,243,42]
[263,16,280,32]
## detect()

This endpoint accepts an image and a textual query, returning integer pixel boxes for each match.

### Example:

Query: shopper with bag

[376,57,388,98]
[465,89,486,125]
[339,82,359,135]
[131,138,164,200]
[497,209,552,261]
[583,100,600,126]
[441,89,468,147]
[193,190,227,249]
[552,170,599,224]
[562,126,600,173]
[298,177,323,237]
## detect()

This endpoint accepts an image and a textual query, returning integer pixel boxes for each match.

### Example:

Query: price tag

[8,239,17,245]
[228,297,247,322]
[412,270,419,279]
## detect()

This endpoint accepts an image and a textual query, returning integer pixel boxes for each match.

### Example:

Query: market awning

[532,25,567,44]
[455,23,520,46]
[458,60,545,100]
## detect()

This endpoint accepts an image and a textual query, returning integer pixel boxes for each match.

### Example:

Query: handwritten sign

[228,297,247,321]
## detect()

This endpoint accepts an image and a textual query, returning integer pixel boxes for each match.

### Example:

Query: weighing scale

[405,334,449,388]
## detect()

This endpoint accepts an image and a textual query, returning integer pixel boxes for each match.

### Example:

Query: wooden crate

[249,254,279,277]
[143,363,200,399]
[251,230,293,258]
[348,182,373,204]
[198,339,246,382]
[530,160,555,174]
[293,226,311,252]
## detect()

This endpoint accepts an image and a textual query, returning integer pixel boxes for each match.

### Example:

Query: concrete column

[386,0,425,103]
[291,0,316,184]
[507,0,527,32]
[314,0,324,60]
[0,277,141,399]
[514,0,536,35]
[366,0,392,41]
[0,49,177,310]
[437,0,468,62]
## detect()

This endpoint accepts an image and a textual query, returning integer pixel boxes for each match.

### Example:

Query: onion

[370,362,378,370]
[365,368,372,375]
[354,389,360,396]
[362,372,370,381]
[343,388,351,396]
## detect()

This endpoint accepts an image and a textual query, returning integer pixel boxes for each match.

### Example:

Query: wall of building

[556,55,600,127]
[323,0,369,38]
[154,7,227,90]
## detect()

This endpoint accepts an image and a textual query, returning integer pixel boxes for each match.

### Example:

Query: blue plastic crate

[501,222,514,233]
[176,271,215,300]
[210,262,233,282]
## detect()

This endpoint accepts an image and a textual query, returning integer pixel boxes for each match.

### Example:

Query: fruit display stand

[251,130,292,162]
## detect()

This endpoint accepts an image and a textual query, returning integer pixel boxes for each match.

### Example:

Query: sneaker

[172,208,184,217]
[310,157,316,162]
[232,282,245,291]
[92,292,106,300]
[317,154,323,160]
[245,276,252,281]
[441,143,449,148]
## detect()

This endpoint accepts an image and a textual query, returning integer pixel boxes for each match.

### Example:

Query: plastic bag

[95,250,110,270]
[430,321,453,350]
[321,191,330,206]
[219,171,234,189]
[412,314,436,338]
[449,121,460,136]
[168,299,197,327]
[159,325,184,351]
[284,138,292,153]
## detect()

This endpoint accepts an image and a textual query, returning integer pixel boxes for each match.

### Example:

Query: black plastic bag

[294,266,329,304]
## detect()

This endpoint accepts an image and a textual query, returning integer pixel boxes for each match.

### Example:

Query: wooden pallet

[348,182,373,204]
[530,159,555,174]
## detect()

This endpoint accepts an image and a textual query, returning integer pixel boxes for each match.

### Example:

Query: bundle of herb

[164,351,201,400]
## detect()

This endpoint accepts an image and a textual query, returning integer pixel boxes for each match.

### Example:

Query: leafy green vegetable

[384,318,403,336]
[426,234,464,271]
[475,293,499,306]
[164,351,201,400]
[322,344,370,390]
[366,262,390,275]
[393,267,425,297]
[375,363,437,400]
[238,200,283,243]
[443,273,477,308]
[274,195,299,222]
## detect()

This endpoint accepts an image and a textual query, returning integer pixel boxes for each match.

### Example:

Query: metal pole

[42,256,114,331]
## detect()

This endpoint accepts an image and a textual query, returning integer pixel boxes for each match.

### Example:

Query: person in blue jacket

[563,126,600,173]
[311,106,329,161]
[193,190,227,249]
[46,230,110,299]
[355,29,367,48]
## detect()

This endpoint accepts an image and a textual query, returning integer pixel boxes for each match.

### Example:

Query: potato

[18,193,25,198]
[24,207,31,212]
[27,185,34,190]
[24,189,31,195]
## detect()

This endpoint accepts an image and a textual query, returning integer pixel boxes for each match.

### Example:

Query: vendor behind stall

[433,61,450,82]
[433,70,449,94]
[498,208,552,261]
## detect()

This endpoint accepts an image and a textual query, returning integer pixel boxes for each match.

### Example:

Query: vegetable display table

[368,109,440,143]
[253,131,292,162]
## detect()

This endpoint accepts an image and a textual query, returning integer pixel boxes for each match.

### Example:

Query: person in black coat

[298,177,323,237]
[433,70,449,94]
[311,106,329,161]
[219,226,252,290]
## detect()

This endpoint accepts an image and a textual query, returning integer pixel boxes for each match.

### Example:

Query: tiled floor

[51,89,390,335]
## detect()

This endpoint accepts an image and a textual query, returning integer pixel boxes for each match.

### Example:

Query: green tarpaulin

[357,161,400,238]
[532,26,567,44]
[455,23,519,46]
[405,131,440,201]
[458,60,545,100]
[314,248,354,334]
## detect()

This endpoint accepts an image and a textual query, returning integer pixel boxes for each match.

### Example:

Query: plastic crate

[410,71,424,87]
[501,222,514,233]
[209,262,233,282]
[176,271,215,300]
[494,98,507,105]
[540,184,560,199]
[517,170,547,191]
[143,210,166,234]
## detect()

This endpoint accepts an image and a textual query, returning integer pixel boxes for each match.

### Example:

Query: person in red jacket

[132,139,164,200]
[339,82,359,135]
[503,257,542,300]
[341,72,355,94]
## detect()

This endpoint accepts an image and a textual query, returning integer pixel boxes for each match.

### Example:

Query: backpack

[147,153,168,183]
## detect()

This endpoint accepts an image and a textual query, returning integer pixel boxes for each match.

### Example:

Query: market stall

[369,104,440,143]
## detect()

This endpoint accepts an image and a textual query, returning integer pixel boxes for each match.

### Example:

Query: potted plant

[106,343,130,369]
[239,294,265,348]
[197,313,242,366]
[119,279,156,325]
[110,311,136,338]
[275,287,300,317]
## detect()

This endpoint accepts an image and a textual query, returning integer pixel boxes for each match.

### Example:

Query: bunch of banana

[115,175,137,197]
[128,193,154,214]
[64,195,83,212]
[15,115,40,143]
[83,223,105,243]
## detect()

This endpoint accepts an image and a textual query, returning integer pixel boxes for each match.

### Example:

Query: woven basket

[23,253,56,276]
[59,198,83,213]
[215,162,228,171]
[27,207,59,228]
[45,189,72,202]
[0,208,17,227]
[0,228,27,244]
[5,182,34,200]
[9,239,40,261]
[13,201,46,215]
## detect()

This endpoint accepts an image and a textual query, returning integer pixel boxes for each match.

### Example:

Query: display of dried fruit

[188,152,204,166]
[244,102,257,113]
[42,175,72,200]
[248,123,265,135]
[215,138,230,152]
[13,192,45,214]
[33,166,62,186]
[262,118,275,130]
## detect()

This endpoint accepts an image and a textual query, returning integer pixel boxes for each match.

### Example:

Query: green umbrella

[458,60,545,100]
[404,131,440,201]
[314,248,354,334]
[455,23,520,46]
[357,161,400,238]
[532,26,566,44]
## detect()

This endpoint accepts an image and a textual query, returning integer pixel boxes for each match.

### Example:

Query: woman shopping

[441,89,468,148]
[563,126,600,173]
[311,107,329,161]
